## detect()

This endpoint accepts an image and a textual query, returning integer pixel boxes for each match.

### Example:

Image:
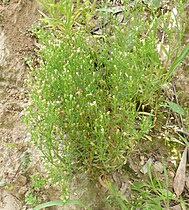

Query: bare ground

[0,0,41,209]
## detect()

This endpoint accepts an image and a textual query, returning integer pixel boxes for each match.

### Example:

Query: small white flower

[86,93,92,97]
[101,128,104,133]
[172,8,177,16]
[89,101,97,106]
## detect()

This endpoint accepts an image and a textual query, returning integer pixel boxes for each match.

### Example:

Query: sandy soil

[0,0,40,209]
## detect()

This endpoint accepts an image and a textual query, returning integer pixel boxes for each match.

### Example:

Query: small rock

[18,186,27,195]
[141,158,153,174]
[42,194,48,200]
[44,184,50,190]
[153,161,164,173]
[23,98,28,103]
[168,170,175,179]
[16,175,27,186]
[140,156,145,166]
[34,187,40,192]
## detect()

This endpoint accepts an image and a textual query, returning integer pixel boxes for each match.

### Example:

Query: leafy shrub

[25,0,187,178]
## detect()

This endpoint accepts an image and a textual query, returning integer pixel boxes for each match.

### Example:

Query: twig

[10,161,23,182]
[98,175,108,191]
[172,82,184,129]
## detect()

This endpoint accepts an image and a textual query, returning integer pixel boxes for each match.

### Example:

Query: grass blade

[166,44,189,79]
[34,200,81,210]
[179,135,189,147]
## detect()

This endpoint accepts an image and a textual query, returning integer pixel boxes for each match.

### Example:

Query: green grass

[107,161,189,209]
[34,199,81,210]
[24,0,188,208]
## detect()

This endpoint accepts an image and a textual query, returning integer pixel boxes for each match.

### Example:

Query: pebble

[141,158,153,174]
[16,175,27,186]
[18,186,27,195]
[153,161,164,173]
[168,170,175,179]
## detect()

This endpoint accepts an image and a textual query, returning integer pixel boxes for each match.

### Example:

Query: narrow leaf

[173,147,188,197]
[34,200,81,210]
[179,135,189,147]
[166,101,184,116]
[168,44,189,76]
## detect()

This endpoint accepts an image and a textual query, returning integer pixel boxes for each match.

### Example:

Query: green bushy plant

[27,34,159,177]
[25,0,187,178]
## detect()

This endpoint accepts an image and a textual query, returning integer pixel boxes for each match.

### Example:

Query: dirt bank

[0,0,40,209]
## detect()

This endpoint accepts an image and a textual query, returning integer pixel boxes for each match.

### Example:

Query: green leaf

[167,44,189,78]
[179,135,189,147]
[151,0,161,9]
[166,101,184,116]
[143,0,161,9]
[160,189,174,197]
[34,200,81,210]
